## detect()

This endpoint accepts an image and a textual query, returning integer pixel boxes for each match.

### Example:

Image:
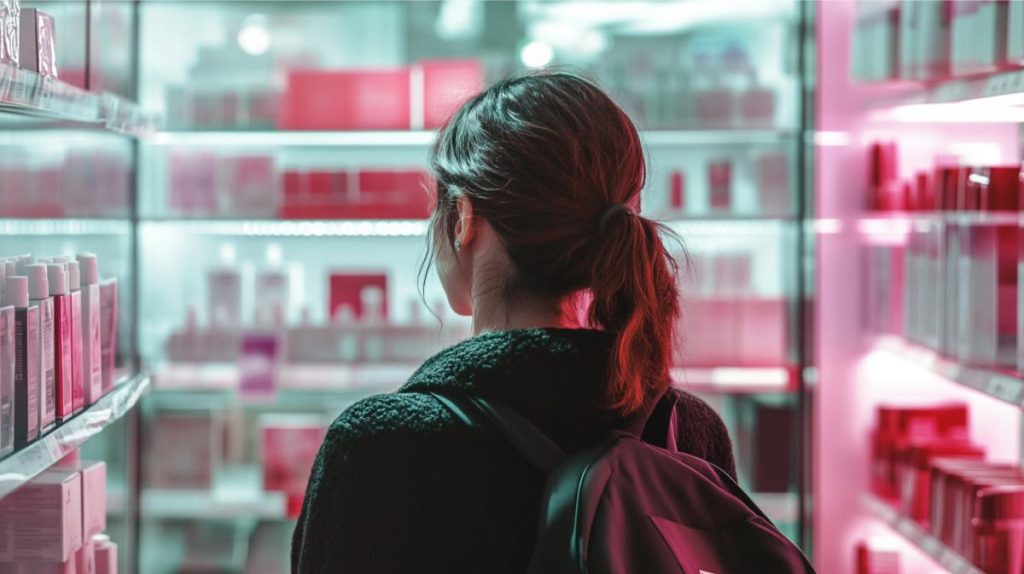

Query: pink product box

[147,410,222,489]
[415,59,484,129]
[679,297,787,368]
[707,161,732,212]
[208,268,242,329]
[261,417,326,518]
[18,8,55,79]
[280,69,411,130]
[0,470,82,562]
[98,280,116,394]
[694,89,735,129]
[55,462,105,541]
[739,88,775,128]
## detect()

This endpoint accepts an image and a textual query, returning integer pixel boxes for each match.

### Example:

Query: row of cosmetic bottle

[652,153,791,219]
[149,407,325,520]
[0,460,117,573]
[165,266,468,369]
[871,401,1024,573]
[0,2,57,78]
[0,253,117,458]
[0,148,132,218]
[853,0,1024,83]
[166,150,430,219]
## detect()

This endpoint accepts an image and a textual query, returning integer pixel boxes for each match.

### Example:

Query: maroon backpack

[431,392,815,574]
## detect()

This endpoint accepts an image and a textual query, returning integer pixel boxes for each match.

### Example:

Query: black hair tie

[598,203,634,233]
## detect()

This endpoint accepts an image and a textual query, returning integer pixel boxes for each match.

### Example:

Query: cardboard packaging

[0,0,18,67]
[53,461,105,542]
[91,536,114,574]
[66,262,83,414]
[261,415,327,518]
[147,408,222,489]
[972,485,1024,574]
[18,8,55,78]
[329,273,388,322]
[707,160,732,212]
[0,470,82,562]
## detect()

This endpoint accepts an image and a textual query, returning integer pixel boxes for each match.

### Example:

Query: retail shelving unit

[133,1,810,571]
[815,2,1024,573]
[0,2,155,571]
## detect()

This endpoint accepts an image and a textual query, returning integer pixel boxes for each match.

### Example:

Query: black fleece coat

[291,328,736,574]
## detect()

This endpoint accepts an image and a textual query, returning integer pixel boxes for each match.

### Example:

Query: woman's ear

[454,195,476,251]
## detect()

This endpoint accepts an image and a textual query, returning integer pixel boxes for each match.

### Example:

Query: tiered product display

[0,1,151,573]
[817,1,1024,573]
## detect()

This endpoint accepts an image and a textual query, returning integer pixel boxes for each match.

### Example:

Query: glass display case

[134,1,811,571]
[815,1,1024,573]
[0,1,153,573]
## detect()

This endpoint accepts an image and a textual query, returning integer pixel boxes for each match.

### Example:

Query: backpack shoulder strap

[430,392,566,474]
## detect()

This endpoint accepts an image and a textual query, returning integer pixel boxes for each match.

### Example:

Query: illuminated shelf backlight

[148,129,791,148]
[875,68,1024,123]
[875,336,1024,407]
[0,218,132,236]
[140,219,429,237]
[671,366,793,394]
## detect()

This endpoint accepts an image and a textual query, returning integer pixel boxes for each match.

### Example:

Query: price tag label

[987,375,1024,404]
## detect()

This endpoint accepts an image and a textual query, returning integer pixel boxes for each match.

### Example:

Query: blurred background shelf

[874,336,1024,407]
[147,129,792,148]
[672,366,795,394]
[0,374,151,500]
[0,64,157,135]
[865,496,983,574]
[870,66,1024,114]
[142,466,287,522]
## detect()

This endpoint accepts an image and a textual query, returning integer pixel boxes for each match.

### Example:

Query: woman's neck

[470,289,580,335]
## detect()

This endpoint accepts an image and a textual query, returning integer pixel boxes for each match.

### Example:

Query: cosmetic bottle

[6,277,39,447]
[75,254,102,406]
[48,265,72,422]
[0,266,13,457]
[26,264,54,434]
[66,262,83,414]
[98,279,117,393]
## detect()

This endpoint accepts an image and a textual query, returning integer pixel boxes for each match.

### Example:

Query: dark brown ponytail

[429,70,681,414]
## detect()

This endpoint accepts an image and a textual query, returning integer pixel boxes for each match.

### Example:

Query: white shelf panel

[153,363,415,394]
[672,366,794,394]
[865,495,983,574]
[875,336,1024,407]
[753,492,800,524]
[0,374,151,500]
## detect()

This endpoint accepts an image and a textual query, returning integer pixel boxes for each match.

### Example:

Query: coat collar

[400,328,630,447]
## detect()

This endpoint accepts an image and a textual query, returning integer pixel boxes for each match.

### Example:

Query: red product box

[280,69,411,130]
[973,485,1024,574]
[416,59,484,129]
[329,273,388,322]
[261,416,327,519]
[739,88,775,128]
[898,440,984,524]
[669,171,685,212]
[855,538,901,574]
[707,161,732,211]
[229,156,277,216]
[871,402,969,499]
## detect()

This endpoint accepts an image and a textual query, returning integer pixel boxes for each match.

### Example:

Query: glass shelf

[0,218,132,236]
[0,374,151,500]
[153,363,416,394]
[0,64,157,136]
[874,336,1024,407]
[865,495,983,574]
[142,466,287,522]
[147,129,792,148]
[672,366,795,394]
